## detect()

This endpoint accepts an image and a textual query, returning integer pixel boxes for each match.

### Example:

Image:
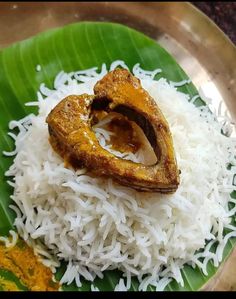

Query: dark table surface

[192,2,236,45]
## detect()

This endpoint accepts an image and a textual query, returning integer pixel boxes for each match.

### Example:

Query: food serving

[47,69,179,193]
[2,60,236,291]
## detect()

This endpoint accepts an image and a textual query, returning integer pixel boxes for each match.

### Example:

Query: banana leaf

[0,21,235,291]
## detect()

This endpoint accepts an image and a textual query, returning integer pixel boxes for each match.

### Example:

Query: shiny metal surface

[0,1,235,291]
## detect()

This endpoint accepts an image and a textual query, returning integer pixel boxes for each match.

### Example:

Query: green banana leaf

[0,21,235,291]
[0,269,28,291]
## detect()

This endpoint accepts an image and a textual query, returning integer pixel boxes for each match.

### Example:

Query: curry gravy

[107,116,142,153]
[0,238,59,291]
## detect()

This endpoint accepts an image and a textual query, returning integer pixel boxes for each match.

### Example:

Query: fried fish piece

[46,69,179,193]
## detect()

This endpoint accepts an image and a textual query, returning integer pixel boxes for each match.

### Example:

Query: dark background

[192,2,236,44]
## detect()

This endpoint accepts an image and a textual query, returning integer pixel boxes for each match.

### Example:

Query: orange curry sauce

[107,116,142,153]
[0,238,60,291]
[93,111,142,154]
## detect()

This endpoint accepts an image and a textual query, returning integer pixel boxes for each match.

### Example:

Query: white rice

[0,230,18,248]
[3,60,236,291]
[91,284,100,292]
[36,64,42,72]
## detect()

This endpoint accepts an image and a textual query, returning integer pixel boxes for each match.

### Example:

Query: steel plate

[0,1,235,291]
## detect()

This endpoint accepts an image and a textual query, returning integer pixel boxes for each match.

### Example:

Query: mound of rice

[4,61,236,291]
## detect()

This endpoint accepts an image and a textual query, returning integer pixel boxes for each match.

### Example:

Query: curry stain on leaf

[0,237,60,291]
